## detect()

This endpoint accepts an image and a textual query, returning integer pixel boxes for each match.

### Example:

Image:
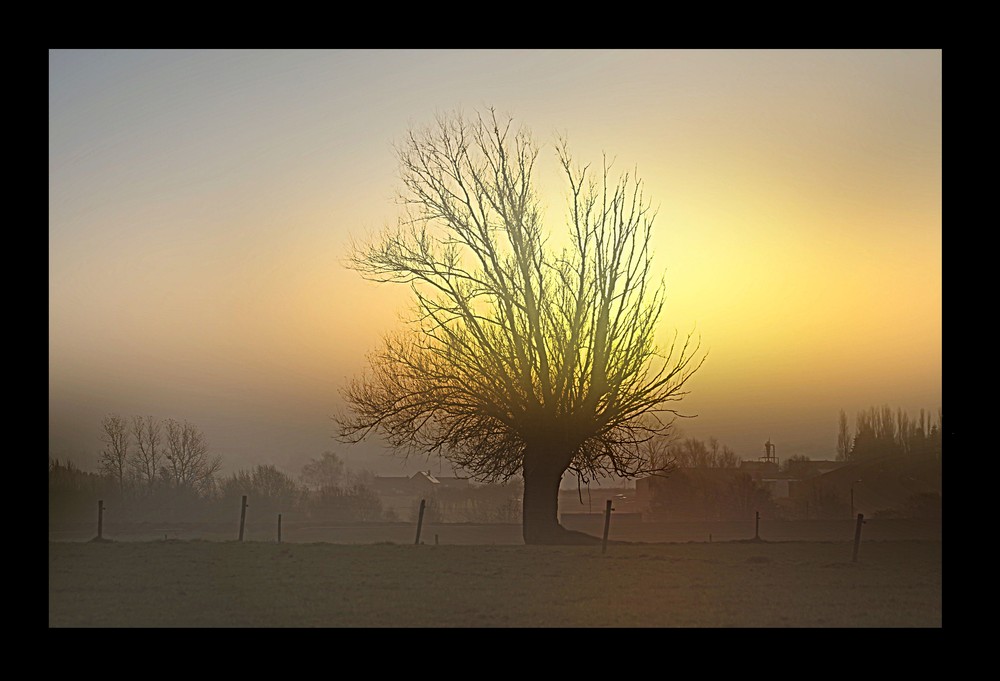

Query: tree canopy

[337,109,703,543]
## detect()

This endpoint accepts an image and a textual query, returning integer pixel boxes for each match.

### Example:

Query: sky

[49,49,942,481]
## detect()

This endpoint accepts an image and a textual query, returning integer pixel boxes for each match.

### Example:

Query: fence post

[602,499,613,553]
[238,495,248,542]
[277,513,282,544]
[755,510,760,540]
[415,499,426,545]
[852,513,865,562]
[97,499,104,540]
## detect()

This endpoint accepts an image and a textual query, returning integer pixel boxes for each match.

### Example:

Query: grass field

[49,538,941,627]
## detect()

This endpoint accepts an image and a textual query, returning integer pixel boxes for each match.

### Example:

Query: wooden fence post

[852,513,865,562]
[755,510,760,540]
[97,499,104,540]
[277,513,282,544]
[415,499,426,545]
[238,495,248,542]
[602,499,613,553]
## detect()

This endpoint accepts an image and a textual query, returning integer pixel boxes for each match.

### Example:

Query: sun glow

[50,49,940,470]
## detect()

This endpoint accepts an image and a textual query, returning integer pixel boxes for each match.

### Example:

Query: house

[370,471,471,520]
[371,470,469,494]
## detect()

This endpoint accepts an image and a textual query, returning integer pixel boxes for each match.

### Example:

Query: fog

[50,49,941,480]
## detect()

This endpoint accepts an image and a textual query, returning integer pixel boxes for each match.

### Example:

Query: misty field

[49,538,940,627]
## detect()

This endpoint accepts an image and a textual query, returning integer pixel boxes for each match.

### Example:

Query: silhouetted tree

[99,413,130,496]
[928,410,942,460]
[899,407,943,460]
[338,109,704,544]
[643,435,750,520]
[836,409,851,461]
[162,419,221,496]
[844,405,941,461]
[708,437,741,468]
[781,454,810,473]
[641,432,676,472]
[669,437,739,468]
[220,464,301,514]
[299,450,347,491]
[129,415,162,496]
[50,458,115,521]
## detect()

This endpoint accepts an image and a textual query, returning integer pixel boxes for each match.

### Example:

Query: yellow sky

[49,49,941,476]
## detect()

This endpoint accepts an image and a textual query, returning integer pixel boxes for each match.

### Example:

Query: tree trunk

[521,442,601,546]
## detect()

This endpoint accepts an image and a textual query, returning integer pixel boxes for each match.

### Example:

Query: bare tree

[129,415,162,495]
[782,453,810,473]
[100,413,130,496]
[338,109,703,544]
[641,433,677,476]
[712,440,741,468]
[162,419,221,496]
[221,464,301,514]
[837,409,851,461]
[670,436,740,468]
[299,450,347,491]
[852,404,903,460]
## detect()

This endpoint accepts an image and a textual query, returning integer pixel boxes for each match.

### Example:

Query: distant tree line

[781,404,943,520]
[418,479,525,524]
[837,406,942,462]
[96,414,222,502]
[642,435,774,521]
[50,418,524,525]
[49,458,111,521]
[643,410,943,521]
[667,437,741,468]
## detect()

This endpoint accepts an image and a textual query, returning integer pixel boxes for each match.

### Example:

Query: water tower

[762,438,778,466]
